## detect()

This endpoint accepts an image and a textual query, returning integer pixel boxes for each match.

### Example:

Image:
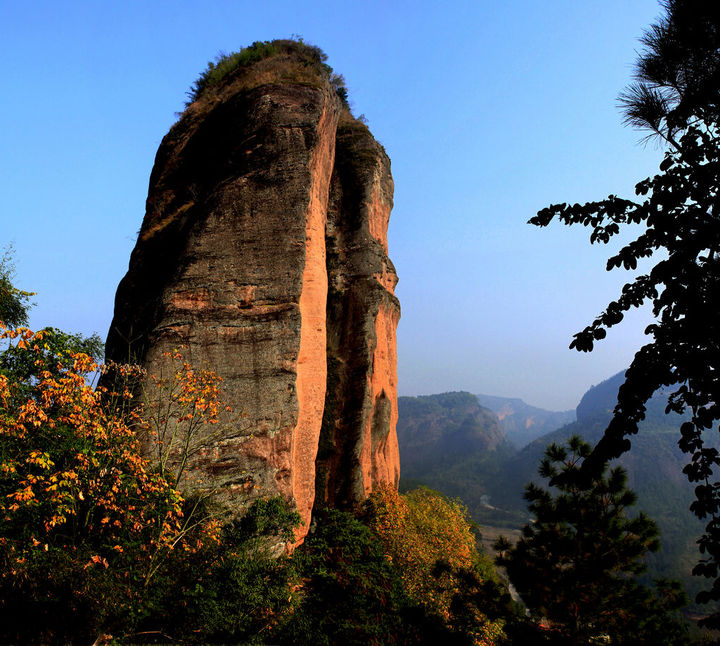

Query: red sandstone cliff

[315,116,400,510]
[105,41,400,541]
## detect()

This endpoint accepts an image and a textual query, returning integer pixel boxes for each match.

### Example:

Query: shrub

[130,497,301,644]
[185,38,350,108]
[274,507,463,645]
[365,486,509,645]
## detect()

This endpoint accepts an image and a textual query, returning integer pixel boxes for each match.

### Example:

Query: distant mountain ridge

[398,392,505,461]
[397,392,516,522]
[475,393,574,448]
[397,376,709,608]
[575,372,628,422]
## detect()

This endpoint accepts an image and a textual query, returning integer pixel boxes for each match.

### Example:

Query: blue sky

[2,0,666,410]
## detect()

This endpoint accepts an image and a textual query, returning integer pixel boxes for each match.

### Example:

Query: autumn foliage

[141,348,232,489]
[0,324,514,643]
[0,327,221,641]
[366,485,507,645]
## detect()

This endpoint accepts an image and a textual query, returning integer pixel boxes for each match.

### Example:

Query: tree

[529,0,720,622]
[0,246,33,328]
[0,327,187,642]
[365,486,509,645]
[495,436,689,645]
[139,347,233,489]
[0,326,103,406]
[0,245,103,401]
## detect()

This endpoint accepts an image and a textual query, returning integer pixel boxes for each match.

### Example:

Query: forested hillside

[397,393,519,526]
[397,376,708,606]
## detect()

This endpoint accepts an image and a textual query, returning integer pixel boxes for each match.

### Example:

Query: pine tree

[495,436,688,645]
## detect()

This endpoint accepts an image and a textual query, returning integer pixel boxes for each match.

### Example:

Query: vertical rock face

[315,117,401,510]
[106,42,400,541]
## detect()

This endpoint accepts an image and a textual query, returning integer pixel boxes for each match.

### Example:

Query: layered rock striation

[106,41,400,541]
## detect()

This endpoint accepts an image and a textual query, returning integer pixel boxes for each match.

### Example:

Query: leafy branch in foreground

[530,0,720,622]
[0,327,188,642]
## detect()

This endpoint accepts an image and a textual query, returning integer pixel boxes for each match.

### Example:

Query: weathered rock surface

[315,117,401,509]
[106,42,400,541]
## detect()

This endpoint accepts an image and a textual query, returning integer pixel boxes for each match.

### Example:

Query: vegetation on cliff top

[185,38,349,108]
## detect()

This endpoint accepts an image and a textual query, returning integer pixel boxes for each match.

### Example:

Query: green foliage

[277,508,407,644]
[617,0,719,145]
[495,436,689,645]
[188,40,283,102]
[0,246,33,328]
[128,497,301,644]
[275,507,469,646]
[529,0,720,621]
[236,495,301,543]
[186,38,349,108]
[367,485,492,593]
[140,501,511,645]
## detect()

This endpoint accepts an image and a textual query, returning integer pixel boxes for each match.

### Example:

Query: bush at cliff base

[271,506,462,645]
[364,485,510,645]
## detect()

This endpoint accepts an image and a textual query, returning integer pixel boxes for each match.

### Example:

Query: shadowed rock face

[105,46,400,542]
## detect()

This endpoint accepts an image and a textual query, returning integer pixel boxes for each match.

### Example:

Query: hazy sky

[2,0,667,410]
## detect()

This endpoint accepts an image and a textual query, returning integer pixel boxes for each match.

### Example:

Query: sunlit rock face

[105,43,400,543]
[315,118,401,510]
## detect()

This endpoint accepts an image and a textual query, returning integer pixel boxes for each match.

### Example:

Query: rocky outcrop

[315,117,401,510]
[397,393,506,471]
[105,41,400,542]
